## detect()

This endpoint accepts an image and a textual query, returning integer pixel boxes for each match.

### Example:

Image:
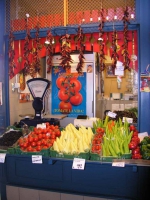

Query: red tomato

[132,147,140,155]
[58,88,70,101]
[128,142,137,150]
[27,146,33,152]
[31,142,36,147]
[19,142,24,148]
[59,101,72,114]
[51,134,56,139]
[56,77,69,89]
[50,139,55,144]
[130,125,136,132]
[41,139,47,146]
[36,146,42,151]
[28,137,33,143]
[23,142,28,148]
[42,134,46,139]
[33,136,38,142]
[70,92,83,105]
[70,79,82,92]
[55,130,61,137]
[38,134,43,140]
[37,141,42,146]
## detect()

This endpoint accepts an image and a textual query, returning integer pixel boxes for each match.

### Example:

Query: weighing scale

[19,78,60,127]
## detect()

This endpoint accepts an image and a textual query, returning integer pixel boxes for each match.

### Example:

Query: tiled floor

[6,185,130,200]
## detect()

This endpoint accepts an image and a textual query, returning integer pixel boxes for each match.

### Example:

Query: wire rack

[5,0,135,33]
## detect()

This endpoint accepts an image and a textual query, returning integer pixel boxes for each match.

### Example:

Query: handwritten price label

[0,153,6,163]
[112,162,125,167]
[32,155,42,164]
[107,111,117,118]
[72,158,85,170]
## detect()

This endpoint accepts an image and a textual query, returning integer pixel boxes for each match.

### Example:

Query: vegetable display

[103,108,138,124]
[18,123,61,152]
[0,130,22,147]
[102,119,132,157]
[52,123,94,154]
[140,136,150,160]
[128,124,141,159]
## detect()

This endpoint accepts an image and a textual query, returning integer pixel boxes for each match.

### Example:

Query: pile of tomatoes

[56,76,83,114]
[128,125,142,159]
[91,128,105,154]
[18,123,61,152]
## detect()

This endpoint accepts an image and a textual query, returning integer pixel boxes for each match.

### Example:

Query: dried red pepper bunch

[8,28,16,78]
[98,8,106,71]
[111,30,119,70]
[23,18,32,76]
[76,25,85,74]
[46,29,54,73]
[122,6,131,71]
[32,24,41,75]
[59,34,73,70]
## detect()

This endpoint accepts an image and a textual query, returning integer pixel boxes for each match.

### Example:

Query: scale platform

[19,118,60,127]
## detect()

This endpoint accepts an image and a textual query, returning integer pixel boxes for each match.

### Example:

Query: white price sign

[122,117,133,124]
[72,158,85,170]
[107,111,117,118]
[32,155,42,164]
[0,153,6,163]
[112,162,125,167]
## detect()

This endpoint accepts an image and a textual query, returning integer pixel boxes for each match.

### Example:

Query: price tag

[32,155,42,164]
[112,162,125,167]
[122,117,133,124]
[0,153,6,163]
[107,111,117,118]
[72,158,85,170]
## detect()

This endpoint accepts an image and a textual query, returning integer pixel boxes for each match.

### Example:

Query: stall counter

[0,155,150,200]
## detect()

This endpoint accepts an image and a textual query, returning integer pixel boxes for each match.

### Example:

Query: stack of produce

[103,108,138,124]
[0,129,22,148]
[91,128,105,154]
[128,124,142,159]
[140,136,150,160]
[52,123,94,155]
[17,123,61,153]
[102,119,132,158]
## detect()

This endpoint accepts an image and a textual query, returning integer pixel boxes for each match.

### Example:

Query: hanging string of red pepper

[76,25,85,74]
[111,29,119,71]
[59,34,73,70]
[23,16,31,76]
[46,29,54,73]
[98,8,105,71]
[8,27,16,78]
[33,24,41,75]
[122,6,131,71]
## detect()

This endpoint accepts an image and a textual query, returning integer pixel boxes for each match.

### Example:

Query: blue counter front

[0,155,149,200]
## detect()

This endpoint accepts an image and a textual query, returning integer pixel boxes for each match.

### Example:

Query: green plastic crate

[15,147,50,157]
[101,156,119,162]
[90,152,102,161]
[50,148,90,160]
[120,152,132,159]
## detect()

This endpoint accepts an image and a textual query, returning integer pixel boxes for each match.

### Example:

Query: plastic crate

[50,148,90,160]
[120,152,132,159]
[15,147,50,157]
[101,156,119,162]
[90,152,101,161]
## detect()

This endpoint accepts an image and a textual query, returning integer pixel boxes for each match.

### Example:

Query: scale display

[27,78,50,119]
